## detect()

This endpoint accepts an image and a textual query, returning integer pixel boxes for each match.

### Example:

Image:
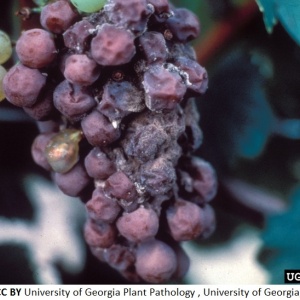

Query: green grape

[0,30,12,65]
[70,0,106,13]
[0,65,7,102]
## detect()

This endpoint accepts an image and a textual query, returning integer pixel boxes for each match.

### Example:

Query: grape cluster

[3,0,217,283]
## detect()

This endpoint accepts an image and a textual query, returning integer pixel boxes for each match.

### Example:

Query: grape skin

[3,64,46,107]
[16,29,57,69]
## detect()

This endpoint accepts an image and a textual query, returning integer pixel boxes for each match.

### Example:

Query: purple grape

[63,19,95,52]
[23,87,56,121]
[139,31,167,64]
[191,157,218,203]
[81,110,120,147]
[174,56,208,95]
[54,162,90,197]
[31,132,57,171]
[84,147,116,180]
[16,29,57,69]
[86,187,121,223]
[103,244,135,272]
[166,8,200,42]
[3,64,46,107]
[166,198,205,241]
[40,0,79,34]
[53,80,96,122]
[104,0,150,34]
[63,54,100,86]
[98,81,144,121]
[104,171,138,202]
[84,219,116,248]
[135,239,177,283]
[143,64,187,111]
[147,0,170,15]
[91,24,136,66]
[116,206,159,242]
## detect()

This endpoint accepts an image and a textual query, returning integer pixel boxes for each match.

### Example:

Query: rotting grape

[3,0,217,283]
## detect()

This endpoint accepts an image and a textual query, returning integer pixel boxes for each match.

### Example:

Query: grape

[116,206,159,242]
[0,65,7,102]
[139,31,167,64]
[63,54,100,86]
[63,19,95,52]
[16,29,57,69]
[91,24,136,66]
[53,80,96,122]
[166,8,200,42]
[104,171,138,202]
[3,64,46,107]
[86,187,121,223]
[166,198,205,241]
[40,0,79,34]
[104,0,150,34]
[200,204,216,239]
[31,132,57,171]
[172,244,190,280]
[81,109,120,147]
[54,162,90,197]
[0,30,12,64]
[23,87,56,121]
[147,0,170,15]
[174,56,208,95]
[84,219,116,248]
[84,147,116,180]
[103,244,135,272]
[98,81,144,121]
[135,239,177,283]
[191,157,218,203]
[143,64,187,111]
[70,0,106,13]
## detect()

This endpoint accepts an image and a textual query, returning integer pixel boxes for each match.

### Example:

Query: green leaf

[260,185,300,283]
[277,0,300,45]
[256,0,277,33]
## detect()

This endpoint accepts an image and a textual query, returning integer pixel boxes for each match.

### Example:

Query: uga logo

[285,270,300,283]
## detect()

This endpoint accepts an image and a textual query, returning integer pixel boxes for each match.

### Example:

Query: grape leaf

[257,0,300,45]
[259,186,300,283]
[277,0,300,45]
[256,0,278,33]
